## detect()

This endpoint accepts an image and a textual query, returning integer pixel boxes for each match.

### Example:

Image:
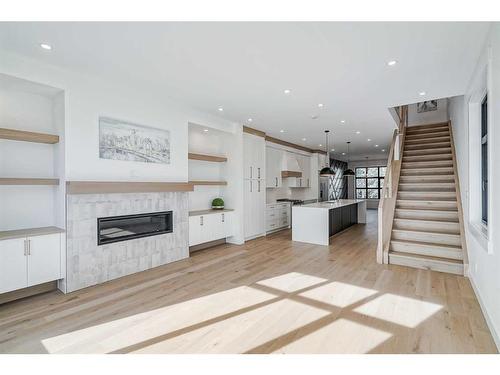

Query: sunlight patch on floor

[353,293,443,328]
[298,281,378,308]
[275,318,393,354]
[41,285,276,353]
[255,272,328,293]
[130,298,330,353]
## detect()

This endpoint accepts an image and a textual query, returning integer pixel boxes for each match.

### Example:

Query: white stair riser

[402,161,454,169]
[392,230,461,246]
[398,183,455,192]
[390,241,463,260]
[389,253,463,275]
[400,175,455,183]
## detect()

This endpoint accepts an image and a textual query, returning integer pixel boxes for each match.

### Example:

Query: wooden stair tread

[389,251,463,265]
[393,218,460,234]
[404,142,451,150]
[392,228,460,238]
[390,239,462,251]
[403,147,452,156]
[406,131,450,139]
[394,215,459,224]
[406,122,450,130]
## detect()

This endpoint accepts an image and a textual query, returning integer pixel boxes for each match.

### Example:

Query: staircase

[387,122,466,275]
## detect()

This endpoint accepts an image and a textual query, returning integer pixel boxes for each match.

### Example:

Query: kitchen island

[292,199,367,246]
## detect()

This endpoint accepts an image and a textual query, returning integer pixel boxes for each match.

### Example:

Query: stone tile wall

[65,192,189,292]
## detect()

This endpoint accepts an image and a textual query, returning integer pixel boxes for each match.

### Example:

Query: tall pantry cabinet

[243,131,266,240]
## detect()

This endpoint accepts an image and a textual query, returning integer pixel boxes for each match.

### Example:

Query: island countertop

[297,199,366,210]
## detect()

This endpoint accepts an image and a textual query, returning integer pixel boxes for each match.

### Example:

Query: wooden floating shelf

[0,127,59,144]
[189,180,228,186]
[66,181,194,194]
[0,226,65,241]
[188,153,227,163]
[281,171,302,178]
[0,178,60,186]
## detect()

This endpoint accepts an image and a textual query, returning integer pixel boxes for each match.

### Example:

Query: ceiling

[0,22,490,159]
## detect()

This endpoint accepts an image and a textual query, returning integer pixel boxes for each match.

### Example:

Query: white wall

[407,98,449,127]
[448,24,500,350]
[0,50,237,183]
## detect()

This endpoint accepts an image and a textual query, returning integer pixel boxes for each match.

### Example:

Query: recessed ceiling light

[387,60,397,66]
[318,103,324,108]
[284,89,291,95]
[367,138,372,142]
[247,118,253,122]
[356,131,361,134]
[375,144,379,147]
[419,91,426,96]
[382,149,386,152]
[218,107,224,112]
[311,115,319,120]
[340,120,345,124]
[342,152,346,155]
[331,148,335,152]
[302,138,307,141]
[319,144,322,147]
[40,43,52,50]
[280,129,285,133]
[203,129,209,132]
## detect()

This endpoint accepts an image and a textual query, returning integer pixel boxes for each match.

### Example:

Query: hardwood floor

[0,210,497,354]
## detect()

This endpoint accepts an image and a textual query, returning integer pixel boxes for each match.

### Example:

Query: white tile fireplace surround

[64,191,189,293]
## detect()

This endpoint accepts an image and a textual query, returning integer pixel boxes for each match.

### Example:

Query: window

[481,95,488,224]
[355,166,386,199]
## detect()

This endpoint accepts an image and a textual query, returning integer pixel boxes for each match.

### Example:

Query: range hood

[281,152,302,178]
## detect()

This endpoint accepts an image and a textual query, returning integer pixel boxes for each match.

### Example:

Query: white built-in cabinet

[266,203,291,232]
[243,133,266,240]
[0,232,63,294]
[266,147,283,188]
[189,211,234,247]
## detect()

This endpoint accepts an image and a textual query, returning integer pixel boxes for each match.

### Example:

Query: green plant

[212,198,224,207]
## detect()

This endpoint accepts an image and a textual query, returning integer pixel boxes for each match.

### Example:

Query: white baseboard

[468,272,500,351]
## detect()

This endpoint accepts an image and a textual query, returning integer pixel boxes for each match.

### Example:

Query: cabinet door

[330,208,342,236]
[0,238,28,293]
[254,135,265,179]
[341,206,351,230]
[243,134,254,179]
[256,182,266,235]
[189,215,202,246]
[244,179,254,239]
[223,212,234,237]
[351,204,358,225]
[27,234,61,287]
[266,147,282,188]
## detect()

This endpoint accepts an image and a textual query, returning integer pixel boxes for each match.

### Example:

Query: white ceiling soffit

[0,22,490,157]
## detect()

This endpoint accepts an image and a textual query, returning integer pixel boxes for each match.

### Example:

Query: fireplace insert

[97,211,173,245]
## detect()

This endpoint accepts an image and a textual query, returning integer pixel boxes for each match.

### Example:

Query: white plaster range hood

[281,152,302,178]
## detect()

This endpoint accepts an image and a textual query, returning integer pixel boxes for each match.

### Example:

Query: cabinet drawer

[267,204,278,210]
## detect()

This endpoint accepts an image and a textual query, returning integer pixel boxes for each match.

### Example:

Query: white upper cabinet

[244,133,265,180]
[266,147,283,188]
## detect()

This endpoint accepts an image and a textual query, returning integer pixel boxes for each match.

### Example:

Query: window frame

[355,166,386,200]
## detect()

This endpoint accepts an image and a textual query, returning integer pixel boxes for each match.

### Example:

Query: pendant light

[343,141,355,176]
[319,130,335,176]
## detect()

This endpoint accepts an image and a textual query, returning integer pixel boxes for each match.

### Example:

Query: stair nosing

[390,239,462,251]
[389,251,463,265]
[392,228,460,237]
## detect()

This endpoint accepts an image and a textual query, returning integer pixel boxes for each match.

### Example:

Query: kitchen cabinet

[266,202,290,232]
[243,132,266,240]
[189,211,235,247]
[326,204,359,238]
[266,147,283,188]
[0,233,62,294]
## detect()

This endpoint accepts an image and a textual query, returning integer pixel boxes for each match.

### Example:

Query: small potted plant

[211,197,225,210]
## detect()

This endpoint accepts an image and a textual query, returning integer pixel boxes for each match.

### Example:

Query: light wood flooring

[0,211,497,354]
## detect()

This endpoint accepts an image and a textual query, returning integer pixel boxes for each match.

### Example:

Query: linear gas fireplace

[97,211,173,245]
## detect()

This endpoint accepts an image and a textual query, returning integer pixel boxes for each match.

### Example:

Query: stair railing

[377,105,408,264]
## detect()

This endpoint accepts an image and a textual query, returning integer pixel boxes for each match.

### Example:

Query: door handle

[258,168,261,179]
[24,239,28,256]
[200,216,204,226]
[222,213,225,223]
[258,180,261,192]
[27,239,31,255]
[275,177,278,187]
[250,166,253,179]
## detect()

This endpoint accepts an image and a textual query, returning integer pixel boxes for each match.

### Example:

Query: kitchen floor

[0,211,496,353]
